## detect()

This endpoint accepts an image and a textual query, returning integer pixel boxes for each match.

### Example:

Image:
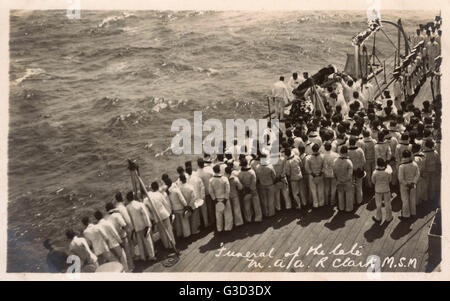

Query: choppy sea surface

[8,10,436,272]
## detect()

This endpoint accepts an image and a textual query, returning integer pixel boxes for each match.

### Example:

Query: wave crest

[14,68,46,85]
[98,12,136,28]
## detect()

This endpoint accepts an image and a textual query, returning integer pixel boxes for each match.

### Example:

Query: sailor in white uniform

[82,216,116,265]
[66,229,98,271]
[271,76,291,120]
[287,72,302,100]
[209,164,233,232]
[125,192,155,261]
[95,210,129,272]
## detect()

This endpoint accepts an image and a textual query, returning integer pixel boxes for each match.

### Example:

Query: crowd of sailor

[405,19,442,100]
[46,19,442,273]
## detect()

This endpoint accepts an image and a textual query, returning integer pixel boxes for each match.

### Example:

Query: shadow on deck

[135,188,440,273]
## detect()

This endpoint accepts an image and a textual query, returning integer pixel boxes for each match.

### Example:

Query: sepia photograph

[2,0,445,278]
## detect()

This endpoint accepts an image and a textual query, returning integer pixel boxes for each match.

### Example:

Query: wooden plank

[233,217,288,272]
[375,199,436,272]
[379,217,426,271]
[214,229,270,272]
[348,201,400,272]
[208,225,276,272]
[363,193,406,272]
[217,207,304,272]
[302,208,347,271]
[208,236,263,272]
[272,206,338,272]
[234,207,321,272]
[195,215,283,272]
[334,205,374,272]
[231,218,292,272]
[144,195,435,273]
[243,223,285,272]
[417,217,435,273]
[403,217,433,272]
[370,194,405,272]
[326,197,378,272]
[148,230,215,272]
[181,231,230,272]
[186,215,275,272]
[310,205,364,272]
[309,190,377,272]
[246,208,317,272]
[395,207,435,272]
[212,217,284,272]
[253,208,326,272]
[347,193,399,272]
[143,238,197,272]
[414,211,437,272]
[281,206,338,272]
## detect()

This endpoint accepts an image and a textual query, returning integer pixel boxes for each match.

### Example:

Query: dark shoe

[372,216,381,224]
[384,218,393,225]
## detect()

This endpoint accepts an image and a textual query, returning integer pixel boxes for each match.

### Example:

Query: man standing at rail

[398,150,420,219]
[305,143,325,208]
[391,71,404,110]
[209,164,233,233]
[271,76,291,120]
[196,157,214,228]
[238,159,263,223]
[333,146,354,212]
[146,182,176,250]
[126,191,156,261]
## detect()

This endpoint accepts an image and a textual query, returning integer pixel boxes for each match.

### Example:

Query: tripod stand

[127,159,180,267]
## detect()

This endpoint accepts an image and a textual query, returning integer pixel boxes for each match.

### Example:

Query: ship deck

[138,79,440,273]
[139,195,439,273]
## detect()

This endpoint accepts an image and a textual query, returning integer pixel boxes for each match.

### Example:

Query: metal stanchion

[127,159,180,267]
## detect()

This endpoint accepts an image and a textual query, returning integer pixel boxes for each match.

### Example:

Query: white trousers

[375,191,392,222]
[230,195,244,226]
[272,97,284,120]
[242,192,263,222]
[216,200,233,232]
[135,230,155,260]
[274,181,291,210]
[156,218,175,250]
[110,245,129,272]
[174,210,191,238]
[400,185,416,218]
[324,177,337,205]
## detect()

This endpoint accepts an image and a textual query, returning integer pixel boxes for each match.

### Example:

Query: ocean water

[8,10,437,272]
